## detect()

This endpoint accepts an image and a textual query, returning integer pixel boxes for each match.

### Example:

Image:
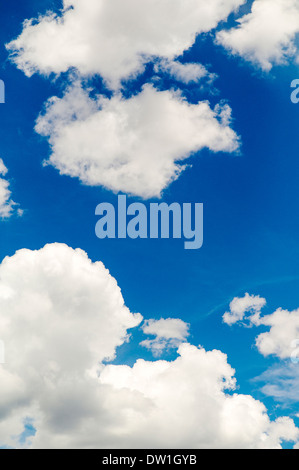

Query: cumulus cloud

[0,244,297,449]
[224,294,299,409]
[217,0,299,70]
[7,1,242,198]
[224,294,299,360]
[7,0,245,87]
[223,293,266,326]
[100,344,298,449]
[140,318,190,355]
[35,83,239,199]
[255,308,299,359]
[0,159,22,219]
[0,243,141,448]
[154,59,216,85]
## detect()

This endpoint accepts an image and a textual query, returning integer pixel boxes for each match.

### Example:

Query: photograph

[0,0,299,453]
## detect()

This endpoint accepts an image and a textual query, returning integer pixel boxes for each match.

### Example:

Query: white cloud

[142,318,190,340]
[0,159,21,219]
[154,59,216,85]
[224,294,299,360]
[0,244,297,449]
[0,243,141,447]
[223,293,266,326]
[7,1,242,198]
[7,0,245,87]
[35,83,240,199]
[255,308,299,359]
[140,318,190,355]
[100,344,298,449]
[217,0,299,70]
[255,363,299,403]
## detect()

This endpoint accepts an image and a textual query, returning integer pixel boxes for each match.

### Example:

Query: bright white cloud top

[217,0,299,70]
[7,0,245,87]
[255,308,299,359]
[0,244,298,449]
[223,293,266,326]
[35,83,239,198]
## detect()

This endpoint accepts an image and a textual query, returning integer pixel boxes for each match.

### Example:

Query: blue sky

[0,0,299,449]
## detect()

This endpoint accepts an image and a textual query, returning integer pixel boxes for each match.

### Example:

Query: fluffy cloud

[223,293,266,326]
[0,243,141,447]
[0,159,22,219]
[255,308,299,359]
[35,83,239,199]
[140,318,190,355]
[0,243,141,367]
[7,0,245,87]
[224,294,299,360]
[8,1,242,198]
[100,344,298,449]
[154,59,216,85]
[217,0,299,70]
[0,244,298,449]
